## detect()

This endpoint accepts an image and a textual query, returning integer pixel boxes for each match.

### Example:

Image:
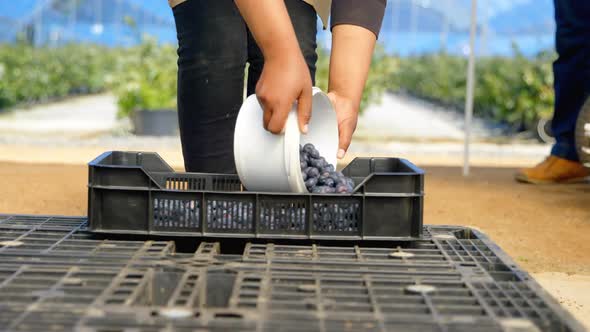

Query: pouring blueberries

[300,143,355,194]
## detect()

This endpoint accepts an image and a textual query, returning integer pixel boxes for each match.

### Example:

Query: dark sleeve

[330,0,387,39]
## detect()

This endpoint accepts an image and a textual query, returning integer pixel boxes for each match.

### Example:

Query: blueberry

[300,160,308,169]
[335,177,348,186]
[302,172,308,181]
[336,184,349,193]
[305,177,318,189]
[346,178,355,187]
[303,143,314,154]
[323,164,335,173]
[309,157,326,168]
[320,186,336,194]
[329,173,340,183]
[303,143,320,159]
[307,167,320,178]
[309,158,320,168]
[323,178,335,187]
[311,186,324,193]
[300,152,309,164]
[346,184,354,193]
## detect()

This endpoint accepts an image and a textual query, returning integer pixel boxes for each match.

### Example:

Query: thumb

[297,87,312,134]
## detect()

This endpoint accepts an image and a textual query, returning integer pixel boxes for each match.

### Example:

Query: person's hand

[327,91,359,159]
[326,24,376,159]
[256,52,312,135]
[233,0,312,135]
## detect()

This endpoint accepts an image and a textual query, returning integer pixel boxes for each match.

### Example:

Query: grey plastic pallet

[0,215,174,256]
[0,214,584,332]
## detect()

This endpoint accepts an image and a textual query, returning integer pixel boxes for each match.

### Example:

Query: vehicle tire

[536,117,555,144]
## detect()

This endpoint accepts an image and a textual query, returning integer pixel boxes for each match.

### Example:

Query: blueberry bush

[0,39,555,134]
[107,37,177,119]
[0,42,119,109]
[391,49,556,132]
[315,45,399,113]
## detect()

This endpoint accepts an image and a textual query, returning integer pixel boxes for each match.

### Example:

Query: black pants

[173,0,317,173]
[551,0,590,161]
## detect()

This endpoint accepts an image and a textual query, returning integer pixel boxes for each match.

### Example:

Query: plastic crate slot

[259,200,307,232]
[153,198,200,229]
[214,312,244,319]
[165,176,207,191]
[312,201,360,233]
[206,200,253,231]
[212,177,242,191]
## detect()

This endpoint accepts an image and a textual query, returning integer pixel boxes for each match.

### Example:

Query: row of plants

[0,43,122,109]
[315,45,399,112]
[392,49,556,131]
[0,40,556,133]
[106,37,177,119]
[316,46,555,132]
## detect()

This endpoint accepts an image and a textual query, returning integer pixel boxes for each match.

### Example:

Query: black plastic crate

[87,151,424,240]
[0,215,584,332]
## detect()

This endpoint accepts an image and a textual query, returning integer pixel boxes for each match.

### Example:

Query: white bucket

[234,87,338,193]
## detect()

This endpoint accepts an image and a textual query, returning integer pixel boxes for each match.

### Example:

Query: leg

[551,0,590,161]
[246,0,318,95]
[173,0,247,173]
[515,0,590,183]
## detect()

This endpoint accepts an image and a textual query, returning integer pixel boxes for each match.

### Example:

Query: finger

[297,87,312,134]
[257,95,272,130]
[337,117,357,159]
[267,102,290,134]
[263,107,272,131]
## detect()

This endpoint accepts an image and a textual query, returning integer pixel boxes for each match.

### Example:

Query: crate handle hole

[214,312,243,319]
[459,263,477,267]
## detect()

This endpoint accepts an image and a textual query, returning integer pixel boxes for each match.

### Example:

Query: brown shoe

[515,156,590,184]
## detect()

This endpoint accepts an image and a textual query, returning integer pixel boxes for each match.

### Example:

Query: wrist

[261,37,301,64]
[328,88,361,110]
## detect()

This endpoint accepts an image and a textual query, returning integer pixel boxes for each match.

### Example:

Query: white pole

[409,0,418,53]
[441,0,449,52]
[391,0,397,39]
[463,0,478,176]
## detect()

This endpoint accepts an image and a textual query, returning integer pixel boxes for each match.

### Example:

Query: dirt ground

[425,166,590,275]
[2,162,587,274]
[0,162,589,328]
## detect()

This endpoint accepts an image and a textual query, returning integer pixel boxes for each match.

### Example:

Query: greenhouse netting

[1,0,554,56]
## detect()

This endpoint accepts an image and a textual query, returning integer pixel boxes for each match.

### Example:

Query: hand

[327,91,359,159]
[327,25,376,159]
[233,0,313,135]
[256,53,312,134]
